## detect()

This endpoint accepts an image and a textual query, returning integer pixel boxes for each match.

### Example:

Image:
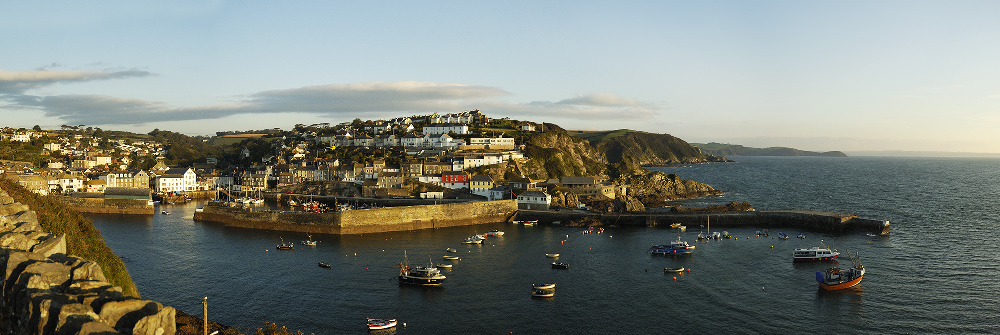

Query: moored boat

[664,267,685,273]
[318,262,331,268]
[797,233,806,239]
[532,289,555,298]
[793,241,840,262]
[445,248,457,253]
[301,234,317,246]
[398,252,446,286]
[551,262,568,269]
[817,252,864,291]
[545,253,560,258]
[443,255,460,261]
[486,230,505,236]
[778,232,789,240]
[367,318,398,330]
[533,283,556,289]
[276,238,294,250]
[722,231,731,239]
[435,263,452,268]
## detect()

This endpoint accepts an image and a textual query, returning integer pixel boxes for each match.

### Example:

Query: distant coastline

[846,150,1000,158]
[691,143,847,157]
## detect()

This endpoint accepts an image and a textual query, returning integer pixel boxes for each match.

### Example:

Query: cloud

[0,68,153,94]
[4,78,659,126]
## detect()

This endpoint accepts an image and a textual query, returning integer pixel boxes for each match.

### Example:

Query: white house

[517,190,551,210]
[424,123,469,135]
[154,168,197,193]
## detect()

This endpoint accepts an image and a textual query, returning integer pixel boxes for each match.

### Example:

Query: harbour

[88,156,1000,334]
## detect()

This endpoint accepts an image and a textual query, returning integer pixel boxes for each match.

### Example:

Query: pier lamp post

[202,297,208,335]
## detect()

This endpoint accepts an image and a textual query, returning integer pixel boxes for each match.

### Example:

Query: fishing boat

[551,262,569,269]
[443,255,460,261]
[650,231,696,255]
[367,318,398,330]
[793,241,840,262]
[318,262,331,268]
[533,283,556,289]
[276,238,294,250]
[664,267,685,273]
[531,289,555,298]
[398,252,446,286]
[545,253,560,258]
[301,234,317,246]
[817,252,865,291]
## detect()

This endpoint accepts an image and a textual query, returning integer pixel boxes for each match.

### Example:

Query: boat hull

[818,273,863,290]
[817,267,865,291]
[398,275,446,286]
[793,255,839,262]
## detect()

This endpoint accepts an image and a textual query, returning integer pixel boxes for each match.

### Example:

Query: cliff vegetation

[0,178,139,298]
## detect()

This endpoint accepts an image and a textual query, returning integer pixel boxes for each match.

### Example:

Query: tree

[32,125,42,131]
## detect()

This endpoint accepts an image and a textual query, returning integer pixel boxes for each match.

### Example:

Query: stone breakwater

[0,188,175,335]
[194,200,519,234]
[51,196,154,215]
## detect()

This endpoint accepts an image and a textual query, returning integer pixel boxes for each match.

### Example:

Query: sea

[87,156,1000,334]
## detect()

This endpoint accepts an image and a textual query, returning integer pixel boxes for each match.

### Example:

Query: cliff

[582,130,725,176]
[0,185,176,335]
[519,125,609,180]
[692,143,848,157]
[615,171,723,208]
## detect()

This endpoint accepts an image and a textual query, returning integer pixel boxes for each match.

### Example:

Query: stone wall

[193,200,519,235]
[51,196,154,215]
[0,187,175,335]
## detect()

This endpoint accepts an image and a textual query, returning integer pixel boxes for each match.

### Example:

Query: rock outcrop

[0,186,175,335]
[616,171,723,207]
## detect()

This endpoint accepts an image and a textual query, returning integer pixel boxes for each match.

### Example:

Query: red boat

[816,252,864,291]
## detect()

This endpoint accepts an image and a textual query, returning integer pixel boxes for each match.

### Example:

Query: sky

[3,1,1000,154]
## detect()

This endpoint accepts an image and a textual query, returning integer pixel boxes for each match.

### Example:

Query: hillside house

[517,190,551,210]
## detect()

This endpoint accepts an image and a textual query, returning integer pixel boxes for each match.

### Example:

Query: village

[0,110,621,212]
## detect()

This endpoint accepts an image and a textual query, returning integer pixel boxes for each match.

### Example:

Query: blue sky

[3,1,1000,153]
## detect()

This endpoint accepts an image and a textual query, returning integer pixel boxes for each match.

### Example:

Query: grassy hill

[692,143,847,157]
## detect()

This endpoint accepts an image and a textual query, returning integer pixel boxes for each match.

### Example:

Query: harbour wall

[0,188,175,334]
[51,196,154,215]
[515,209,890,235]
[193,199,519,235]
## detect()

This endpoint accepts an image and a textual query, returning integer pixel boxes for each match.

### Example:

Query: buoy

[686,268,690,272]
[762,287,765,290]
[771,246,773,249]
[673,276,677,281]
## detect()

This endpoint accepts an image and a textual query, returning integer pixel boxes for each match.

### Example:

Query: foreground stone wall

[51,196,154,215]
[193,200,519,234]
[0,187,175,335]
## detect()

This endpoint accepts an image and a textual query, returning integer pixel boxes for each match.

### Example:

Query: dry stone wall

[0,187,175,335]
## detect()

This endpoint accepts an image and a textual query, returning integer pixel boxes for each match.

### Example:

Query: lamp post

[202,297,208,335]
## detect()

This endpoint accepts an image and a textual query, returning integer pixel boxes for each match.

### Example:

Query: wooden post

[202,297,208,335]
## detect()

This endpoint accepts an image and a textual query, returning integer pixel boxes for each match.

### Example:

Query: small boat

[797,233,806,239]
[367,318,398,330]
[445,248,457,253]
[462,235,485,244]
[664,267,685,273]
[711,232,721,239]
[486,230,505,236]
[669,223,686,232]
[533,283,556,289]
[522,220,537,226]
[276,238,294,250]
[545,253,560,258]
[161,211,169,215]
[650,232,696,255]
[435,263,452,268]
[817,252,865,291]
[778,232,789,240]
[551,262,568,269]
[531,289,555,298]
[398,252,446,286]
[301,234,317,246]
[318,262,331,268]
[443,255,460,261]
[722,231,731,239]
[793,241,840,262]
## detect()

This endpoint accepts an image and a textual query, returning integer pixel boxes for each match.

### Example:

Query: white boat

[522,220,537,226]
[443,255,460,261]
[301,234,317,246]
[664,267,685,273]
[435,263,453,268]
[533,283,556,289]
[367,318,398,330]
[545,253,560,258]
[462,235,484,244]
[445,248,457,253]
[793,241,840,262]
[486,230,505,236]
[398,253,446,286]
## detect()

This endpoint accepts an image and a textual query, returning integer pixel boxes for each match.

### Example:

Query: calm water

[89,156,1000,334]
